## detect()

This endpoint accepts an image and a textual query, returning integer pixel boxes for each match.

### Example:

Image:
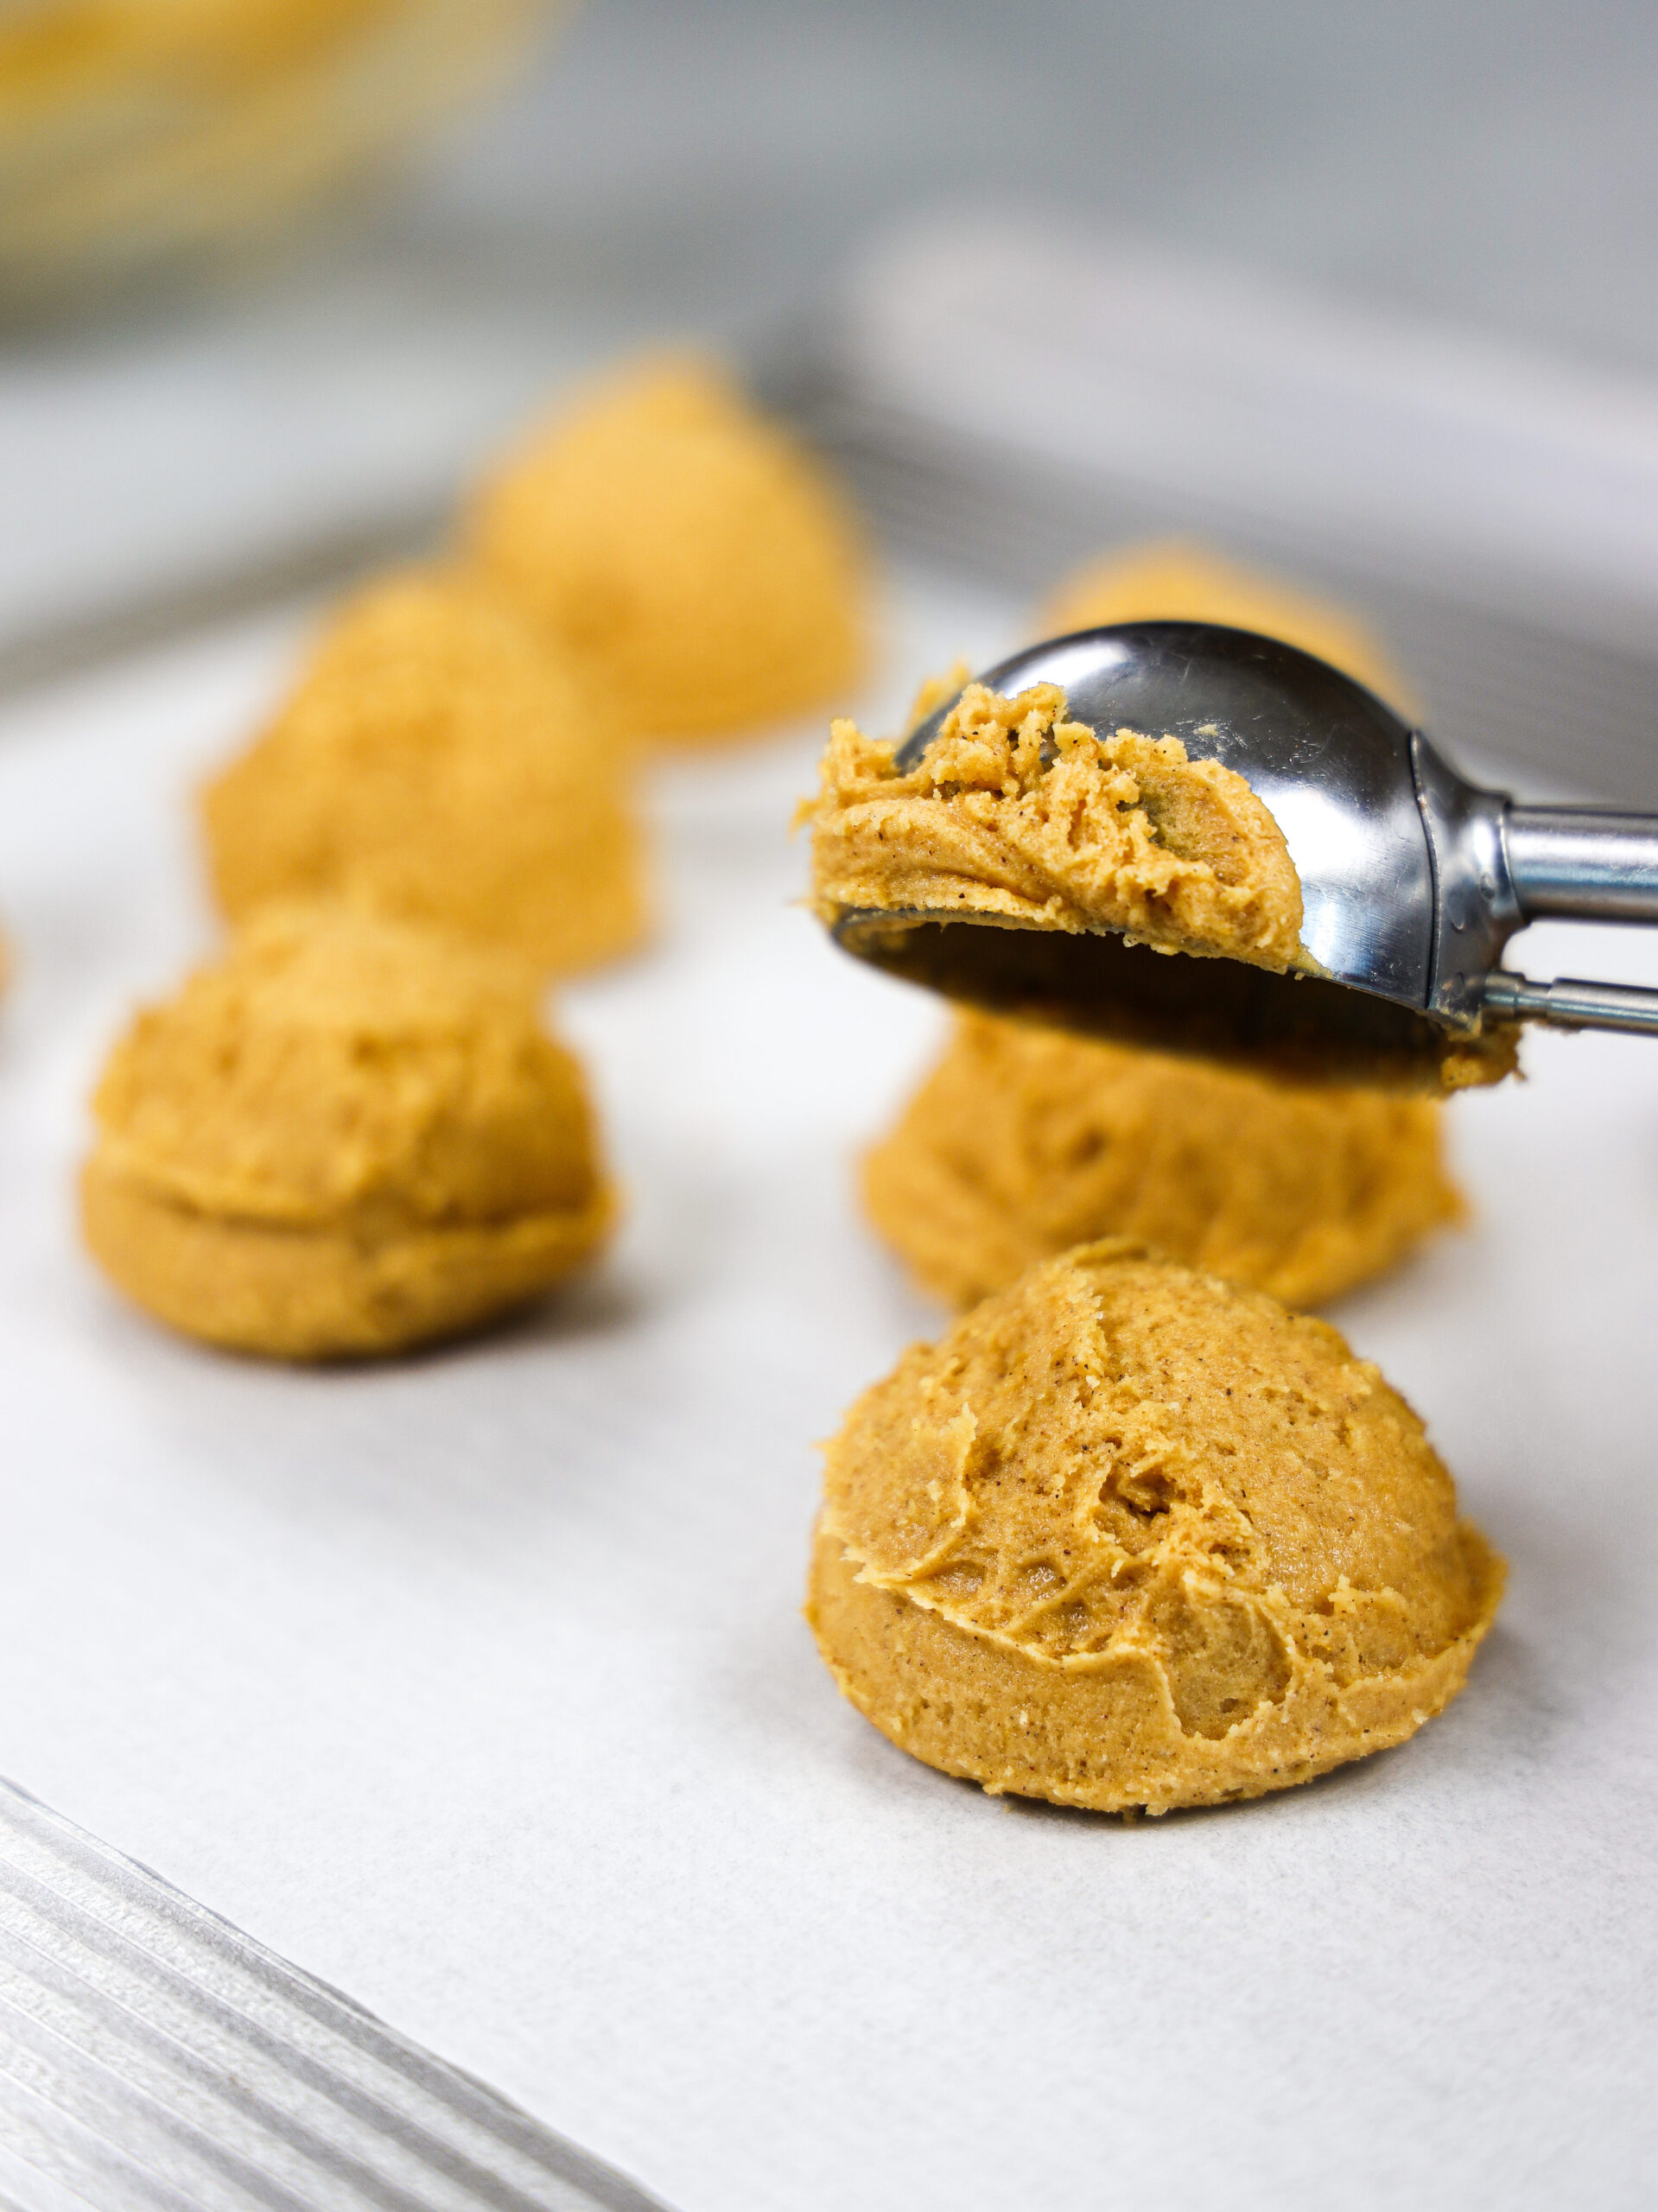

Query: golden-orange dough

[200,569,648,976]
[81,905,615,1359]
[809,676,1306,970]
[1040,538,1411,707]
[467,355,867,745]
[864,1009,1464,1311]
[807,1240,1502,1815]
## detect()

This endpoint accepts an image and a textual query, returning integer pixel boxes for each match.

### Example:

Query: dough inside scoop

[810,677,1306,971]
[807,676,1518,1094]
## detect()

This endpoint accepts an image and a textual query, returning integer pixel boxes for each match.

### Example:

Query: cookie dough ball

[1040,539,1410,707]
[865,1010,1464,1311]
[200,570,649,976]
[81,906,616,1360]
[808,1241,1502,1814]
[467,356,867,745]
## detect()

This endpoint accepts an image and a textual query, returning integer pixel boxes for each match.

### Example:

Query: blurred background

[361,0,1658,369]
[13,1,1656,362]
[3,0,1657,783]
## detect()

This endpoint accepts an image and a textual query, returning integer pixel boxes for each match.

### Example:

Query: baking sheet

[0,566,1654,2212]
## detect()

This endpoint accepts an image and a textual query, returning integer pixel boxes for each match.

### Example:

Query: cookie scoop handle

[1503,806,1658,923]
[1475,806,1658,1036]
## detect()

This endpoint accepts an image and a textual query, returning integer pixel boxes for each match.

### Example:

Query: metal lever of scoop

[1481,973,1658,1035]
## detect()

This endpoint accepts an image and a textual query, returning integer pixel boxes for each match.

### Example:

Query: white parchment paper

[0,569,1653,2212]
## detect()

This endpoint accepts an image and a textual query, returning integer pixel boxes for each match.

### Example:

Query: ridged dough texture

[810,677,1307,969]
[807,1240,1502,1815]
[864,1010,1464,1311]
[467,355,867,745]
[81,906,616,1359]
[200,569,649,976]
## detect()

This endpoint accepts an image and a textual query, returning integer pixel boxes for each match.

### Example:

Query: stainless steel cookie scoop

[831,622,1658,1074]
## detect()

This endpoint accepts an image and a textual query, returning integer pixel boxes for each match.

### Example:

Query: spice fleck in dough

[81,906,616,1360]
[467,355,867,745]
[1040,538,1412,709]
[807,1240,1502,1815]
[810,677,1306,968]
[865,1009,1464,1311]
[200,569,649,976]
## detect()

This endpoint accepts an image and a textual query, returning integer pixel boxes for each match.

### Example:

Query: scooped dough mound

[200,569,649,976]
[81,906,616,1359]
[1041,539,1411,707]
[467,355,867,745]
[809,678,1306,969]
[865,1010,1464,1311]
[810,673,1518,1095]
[807,1241,1502,1814]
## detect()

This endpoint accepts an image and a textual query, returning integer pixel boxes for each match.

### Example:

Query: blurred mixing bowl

[0,0,563,309]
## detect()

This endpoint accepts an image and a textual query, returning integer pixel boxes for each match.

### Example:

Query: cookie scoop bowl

[820,622,1658,1087]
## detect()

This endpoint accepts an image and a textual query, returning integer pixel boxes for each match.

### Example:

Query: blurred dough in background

[863,1009,1464,1312]
[0,0,558,302]
[468,355,867,747]
[80,904,616,1360]
[807,1238,1502,1815]
[200,569,650,976]
[1039,539,1411,708]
